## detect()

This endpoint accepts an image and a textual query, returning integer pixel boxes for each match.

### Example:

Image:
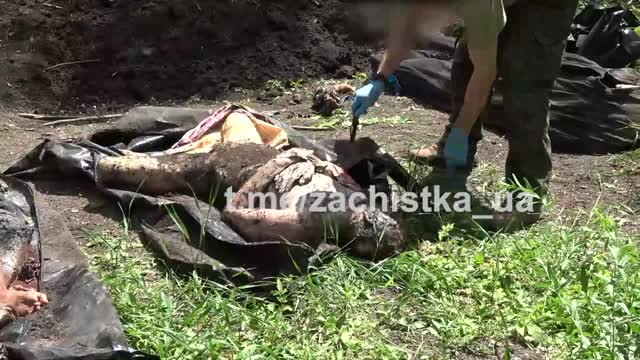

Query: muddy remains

[0,198,35,287]
[17,258,40,284]
[0,181,43,332]
[97,143,407,260]
[96,143,280,198]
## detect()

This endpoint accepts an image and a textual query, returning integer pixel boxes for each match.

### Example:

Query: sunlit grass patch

[87,206,640,359]
[610,148,640,176]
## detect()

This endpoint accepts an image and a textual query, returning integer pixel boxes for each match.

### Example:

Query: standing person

[352,0,578,227]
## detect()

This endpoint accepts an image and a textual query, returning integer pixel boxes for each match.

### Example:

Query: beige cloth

[166,111,289,155]
[221,112,263,144]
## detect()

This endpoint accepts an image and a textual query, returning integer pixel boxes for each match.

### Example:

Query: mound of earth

[0,0,376,111]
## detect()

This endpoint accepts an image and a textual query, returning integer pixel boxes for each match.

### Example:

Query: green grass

[610,148,640,176]
[87,207,640,359]
[311,109,414,130]
[468,162,504,197]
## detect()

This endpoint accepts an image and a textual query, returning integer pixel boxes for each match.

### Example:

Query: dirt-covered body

[224,149,406,259]
[96,145,406,259]
[96,143,279,197]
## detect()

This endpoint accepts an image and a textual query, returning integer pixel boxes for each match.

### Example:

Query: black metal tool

[350,115,360,142]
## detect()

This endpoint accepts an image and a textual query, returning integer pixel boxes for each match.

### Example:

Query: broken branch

[44,59,100,71]
[19,113,78,120]
[42,114,122,127]
[291,125,335,131]
[42,3,63,9]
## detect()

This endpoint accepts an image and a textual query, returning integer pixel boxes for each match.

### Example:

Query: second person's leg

[498,0,578,203]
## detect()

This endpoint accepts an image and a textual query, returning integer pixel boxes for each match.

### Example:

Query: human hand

[351,80,385,118]
[444,128,469,171]
[3,286,49,316]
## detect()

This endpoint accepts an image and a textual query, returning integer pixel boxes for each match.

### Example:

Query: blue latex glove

[352,80,385,118]
[444,127,469,171]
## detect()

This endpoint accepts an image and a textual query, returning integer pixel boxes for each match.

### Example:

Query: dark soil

[16,257,39,284]
[1,0,374,112]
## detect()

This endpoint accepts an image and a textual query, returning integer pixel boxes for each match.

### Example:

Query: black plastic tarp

[372,38,640,154]
[569,3,640,68]
[5,106,414,285]
[0,175,156,360]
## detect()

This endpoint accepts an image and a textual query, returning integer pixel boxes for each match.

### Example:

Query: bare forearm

[378,36,411,77]
[453,45,498,134]
[454,71,495,133]
[378,6,421,77]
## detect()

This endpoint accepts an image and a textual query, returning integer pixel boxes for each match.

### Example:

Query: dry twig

[43,114,122,127]
[44,59,100,71]
[291,125,335,131]
[19,113,77,120]
[42,3,63,9]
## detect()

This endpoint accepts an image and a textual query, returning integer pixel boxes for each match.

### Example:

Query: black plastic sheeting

[5,107,415,285]
[569,3,640,68]
[372,37,640,154]
[0,175,156,360]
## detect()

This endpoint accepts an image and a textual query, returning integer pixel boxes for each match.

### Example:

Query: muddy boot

[422,166,502,233]
[420,167,467,193]
[493,211,541,233]
[493,193,543,233]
